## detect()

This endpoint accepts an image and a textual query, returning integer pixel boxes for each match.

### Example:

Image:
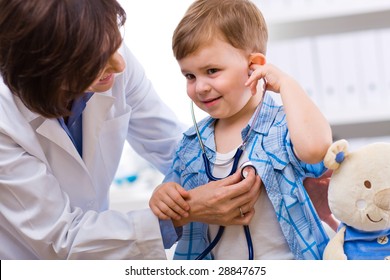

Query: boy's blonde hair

[172,0,268,60]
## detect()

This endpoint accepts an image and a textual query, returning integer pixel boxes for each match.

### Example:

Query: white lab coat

[0,44,184,259]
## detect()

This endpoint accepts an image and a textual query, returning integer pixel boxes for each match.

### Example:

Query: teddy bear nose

[373,188,390,210]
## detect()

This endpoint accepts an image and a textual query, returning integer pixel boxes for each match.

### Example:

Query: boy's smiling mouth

[202,97,221,107]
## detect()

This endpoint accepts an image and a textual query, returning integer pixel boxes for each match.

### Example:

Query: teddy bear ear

[324,139,349,170]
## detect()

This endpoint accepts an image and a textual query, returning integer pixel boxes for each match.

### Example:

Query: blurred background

[110,0,390,213]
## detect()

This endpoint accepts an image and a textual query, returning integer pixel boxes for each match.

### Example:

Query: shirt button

[377,236,389,245]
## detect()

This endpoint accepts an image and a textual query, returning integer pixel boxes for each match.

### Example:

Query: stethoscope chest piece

[240,161,258,179]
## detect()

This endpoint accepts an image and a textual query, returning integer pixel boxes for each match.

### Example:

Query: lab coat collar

[15,92,115,173]
[82,93,115,171]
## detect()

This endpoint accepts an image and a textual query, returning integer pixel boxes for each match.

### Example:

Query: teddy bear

[322,139,390,260]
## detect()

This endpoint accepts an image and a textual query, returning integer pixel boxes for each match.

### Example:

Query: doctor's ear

[249,53,266,67]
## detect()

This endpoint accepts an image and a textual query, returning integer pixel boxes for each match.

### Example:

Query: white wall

[117,0,197,126]
[111,1,196,213]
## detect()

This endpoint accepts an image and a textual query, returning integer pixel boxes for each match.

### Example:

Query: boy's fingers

[159,202,183,220]
[167,190,189,214]
[175,187,191,210]
[151,194,183,220]
[178,187,191,199]
[149,205,170,220]
[163,194,189,218]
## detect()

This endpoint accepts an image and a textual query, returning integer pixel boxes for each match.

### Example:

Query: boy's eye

[207,68,218,75]
[184,73,195,80]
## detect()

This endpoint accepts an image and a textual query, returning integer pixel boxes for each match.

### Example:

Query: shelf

[259,1,390,141]
[268,8,390,41]
[331,120,390,140]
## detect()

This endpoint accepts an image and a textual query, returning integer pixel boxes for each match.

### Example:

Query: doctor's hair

[0,0,126,118]
[172,0,268,60]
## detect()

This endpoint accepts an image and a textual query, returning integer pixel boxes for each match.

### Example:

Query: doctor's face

[88,51,126,93]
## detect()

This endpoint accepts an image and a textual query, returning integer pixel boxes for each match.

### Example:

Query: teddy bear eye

[364,180,371,189]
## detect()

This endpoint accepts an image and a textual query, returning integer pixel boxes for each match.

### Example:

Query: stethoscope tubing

[191,80,266,260]
[196,157,257,260]
[202,148,244,181]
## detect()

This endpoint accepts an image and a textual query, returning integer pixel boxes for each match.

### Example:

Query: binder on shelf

[288,37,322,108]
[266,41,295,105]
[355,30,386,117]
[378,28,390,100]
[313,34,342,123]
[267,41,294,75]
[333,32,362,122]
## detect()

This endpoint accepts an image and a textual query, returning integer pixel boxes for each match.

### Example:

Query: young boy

[149,0,332,260]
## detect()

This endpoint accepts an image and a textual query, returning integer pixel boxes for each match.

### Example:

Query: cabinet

[255,0,390,140]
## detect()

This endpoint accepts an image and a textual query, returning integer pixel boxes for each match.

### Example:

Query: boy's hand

[149,182,190,220]
[247,61,333,164]
[245,63,290,95]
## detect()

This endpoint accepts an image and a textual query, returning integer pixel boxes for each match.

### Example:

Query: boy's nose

[195,79,211,94]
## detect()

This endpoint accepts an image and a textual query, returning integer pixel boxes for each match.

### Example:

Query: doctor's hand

[149,183,190,221]
[173,168,261,227]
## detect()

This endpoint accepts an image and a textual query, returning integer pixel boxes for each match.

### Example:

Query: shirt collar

[184,92,281,145]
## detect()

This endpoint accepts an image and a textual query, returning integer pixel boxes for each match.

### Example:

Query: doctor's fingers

[230,174,261,211]
[231,208,256,225]
[246,176,262,208]
[218,169,257,200]
[212,175,260,225]
[230,170,261,202]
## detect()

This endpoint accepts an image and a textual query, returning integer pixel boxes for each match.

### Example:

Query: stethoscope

[190,80,266,260]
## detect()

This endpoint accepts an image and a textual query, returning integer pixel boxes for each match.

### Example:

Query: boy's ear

[249,53,266,66]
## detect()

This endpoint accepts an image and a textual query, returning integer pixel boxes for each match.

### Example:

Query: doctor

[0,0,261,259]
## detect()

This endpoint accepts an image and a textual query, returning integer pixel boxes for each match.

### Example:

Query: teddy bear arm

[323,226,347,260]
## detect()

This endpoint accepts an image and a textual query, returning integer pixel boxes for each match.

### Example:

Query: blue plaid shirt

[164,93,329,260]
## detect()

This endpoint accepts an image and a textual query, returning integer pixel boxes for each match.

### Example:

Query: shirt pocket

[266,148,289,171]
[251,148,289,174]
[253,148,294,196]
[178,151,205,190]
